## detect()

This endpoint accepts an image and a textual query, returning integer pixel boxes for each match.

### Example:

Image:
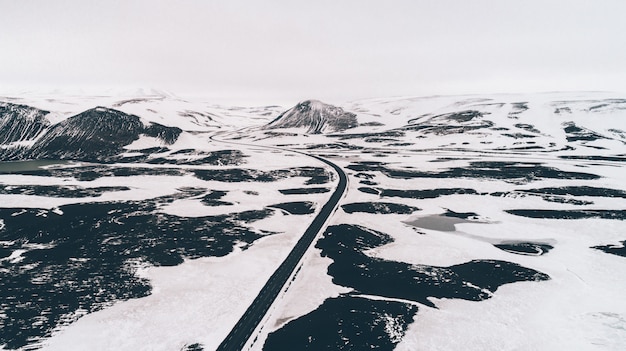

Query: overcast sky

[1,0,625,104]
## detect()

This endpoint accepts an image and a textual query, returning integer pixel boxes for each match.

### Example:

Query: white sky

[1,0,625,105]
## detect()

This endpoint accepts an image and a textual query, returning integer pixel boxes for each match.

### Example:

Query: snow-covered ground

[260,154,626,350]
[1,92,625,350]
[239,92,626,350]
[0,115,337,350]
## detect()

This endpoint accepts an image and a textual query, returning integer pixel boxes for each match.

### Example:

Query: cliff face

[265,100,358,134]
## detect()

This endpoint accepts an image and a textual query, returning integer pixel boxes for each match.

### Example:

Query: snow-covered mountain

[264,100,358,134]
[26,107,181,162]
[0,104,182,162]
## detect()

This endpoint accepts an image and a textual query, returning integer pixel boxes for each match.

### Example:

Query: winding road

[212,134,348,351]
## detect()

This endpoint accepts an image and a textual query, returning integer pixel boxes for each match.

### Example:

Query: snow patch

[123,135,166,150]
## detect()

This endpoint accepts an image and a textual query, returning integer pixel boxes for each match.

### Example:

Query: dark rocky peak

[52,106,144,136]
[265,100,358,134]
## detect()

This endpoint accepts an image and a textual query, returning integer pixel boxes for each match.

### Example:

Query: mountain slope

[0,102,50,145]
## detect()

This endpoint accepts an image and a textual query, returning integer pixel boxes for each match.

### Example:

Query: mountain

[0,105,182,162]
[264,100,358,134]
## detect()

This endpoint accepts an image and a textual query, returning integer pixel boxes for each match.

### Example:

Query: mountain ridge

[0,105,181,162]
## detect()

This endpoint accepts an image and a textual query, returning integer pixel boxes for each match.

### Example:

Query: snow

[40,213,310,351]
[256,248,351,326]
[123,135,167,150]
[0,117,340,350]
[2,91,625,351]
[1,249,27,264]
[159,176,330,218]
[397,260,626,351]
[240,92,626,350]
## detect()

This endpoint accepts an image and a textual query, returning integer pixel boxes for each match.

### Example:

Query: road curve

[213,135,348,351]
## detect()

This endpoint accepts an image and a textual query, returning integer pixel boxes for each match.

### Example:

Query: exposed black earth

[0,192,276,349]
[401,110,495,135]
[517,186,626,198]
[268,201,316,215]
[347,161,600,183]
[330,130,405,141]
[263,296,417,351]
[4,165,332,185]
[492,186,626,206]
[489,186,626,206]
[200,190,233,206]
[0,185,130,198]
[182,343,205,351]
[563,122,608,142]
[315,224,550,307]
[592,240,626,258]
[442,209,480,219]
[358,186,479,199]
[341,202,420,214]
[506,209,626,220]
[3,165,189,181]
[559,155,626,162]
[502,133,538,139]
[265,224,550,349]
[194,166,333,185]
[142,149,247,166]
[494,242,554,256]
[278,187,330,195]
[514,123,541,134]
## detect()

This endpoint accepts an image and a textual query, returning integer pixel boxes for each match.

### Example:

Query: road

[214,140,347,351]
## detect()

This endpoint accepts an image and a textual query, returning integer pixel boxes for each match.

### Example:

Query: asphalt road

[215,152,347,351]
